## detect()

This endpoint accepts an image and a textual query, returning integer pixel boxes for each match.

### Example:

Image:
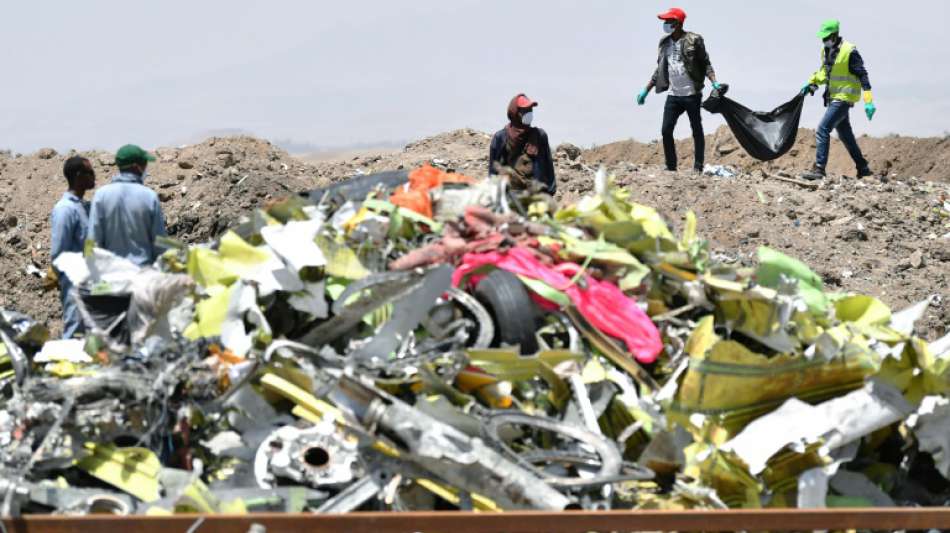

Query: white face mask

[663,21,676,34]
[521,111,534,126]
[823,37,836,48]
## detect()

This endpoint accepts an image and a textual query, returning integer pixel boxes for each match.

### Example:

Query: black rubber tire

[474,269,539,354]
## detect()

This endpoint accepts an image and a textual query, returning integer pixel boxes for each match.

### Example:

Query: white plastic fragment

[221,281,271,357]
[889,296,934,336]
[568,374,602,435]
[200,431,245,456]
[34,339,91,364]
[929,331,950,360]
[912,399,950,479]
[260,219,326,273]
[798,441,859,512]
[723,379,913,475]
[288,281,329,319]
[52,252,89,286]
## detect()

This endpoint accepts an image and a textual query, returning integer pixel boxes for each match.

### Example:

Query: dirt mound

[151,136,327,241]
[307,128,599,195]
[1,129,948,339]
[306,129,493,179]
[586,125,950,181]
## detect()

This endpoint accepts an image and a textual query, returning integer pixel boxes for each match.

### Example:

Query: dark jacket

[821,42,872,91]
[650,31,715,94]
[488,127,556,194]
[819,41,872,106]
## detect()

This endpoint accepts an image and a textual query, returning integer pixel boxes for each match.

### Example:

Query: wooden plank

[766,173,819,190]
[4,508,950,533]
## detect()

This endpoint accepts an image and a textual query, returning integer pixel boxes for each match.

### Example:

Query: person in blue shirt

[88,144,167,267]
[51,156,96,338]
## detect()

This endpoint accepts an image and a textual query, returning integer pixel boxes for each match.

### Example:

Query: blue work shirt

[88,172,167,267]
[50,191,89,338]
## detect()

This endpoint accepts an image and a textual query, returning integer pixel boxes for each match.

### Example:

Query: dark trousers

[815,100,869,171]
[661,94,704,171]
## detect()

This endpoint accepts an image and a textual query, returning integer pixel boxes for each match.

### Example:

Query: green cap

[817,19,840,39]
[115,144,156,167]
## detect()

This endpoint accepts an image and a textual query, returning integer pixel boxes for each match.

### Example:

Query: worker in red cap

[489,93,556,194]
[636,7,721,173]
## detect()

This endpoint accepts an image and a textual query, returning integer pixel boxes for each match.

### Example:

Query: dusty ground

[1,127,948,339]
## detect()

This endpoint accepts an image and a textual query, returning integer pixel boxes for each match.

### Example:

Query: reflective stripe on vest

[821,41,862,104]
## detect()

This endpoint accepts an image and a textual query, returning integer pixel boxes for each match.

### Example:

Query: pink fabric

[453,247,662,363]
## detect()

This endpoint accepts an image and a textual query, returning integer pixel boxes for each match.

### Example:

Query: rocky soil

[2,127,948,339]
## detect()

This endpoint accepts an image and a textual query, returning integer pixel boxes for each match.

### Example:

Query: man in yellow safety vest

[800,19,876,180]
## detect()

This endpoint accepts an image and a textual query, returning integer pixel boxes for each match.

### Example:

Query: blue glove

[801,83,817,96]
[865,102,876,121]
[637,88,649,106]
[712,81,722,91]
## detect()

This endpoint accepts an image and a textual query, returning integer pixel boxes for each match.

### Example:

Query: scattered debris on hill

[1,129,948,341]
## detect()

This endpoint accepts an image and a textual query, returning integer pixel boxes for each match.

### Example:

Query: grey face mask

[823,37,837,48]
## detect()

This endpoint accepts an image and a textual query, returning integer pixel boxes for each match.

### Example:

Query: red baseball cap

[514,94,538,109]
[657,7,686,23]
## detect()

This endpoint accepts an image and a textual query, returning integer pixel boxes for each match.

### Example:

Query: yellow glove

[863,91,874,104]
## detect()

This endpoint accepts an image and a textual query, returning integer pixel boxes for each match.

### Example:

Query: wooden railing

[4,508,950,533]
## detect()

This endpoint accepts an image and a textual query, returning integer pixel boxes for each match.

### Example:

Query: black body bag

[702,84,805,161]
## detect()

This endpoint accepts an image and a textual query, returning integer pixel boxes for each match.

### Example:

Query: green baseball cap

[817,19,840,39]
[115,144,156,167]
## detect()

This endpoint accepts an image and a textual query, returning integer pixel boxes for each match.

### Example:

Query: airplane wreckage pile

[1,164,949,517]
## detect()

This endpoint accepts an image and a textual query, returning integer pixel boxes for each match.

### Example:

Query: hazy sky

[2,1,947,153]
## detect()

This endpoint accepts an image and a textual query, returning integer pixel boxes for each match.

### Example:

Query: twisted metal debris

[1,164,948,516]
